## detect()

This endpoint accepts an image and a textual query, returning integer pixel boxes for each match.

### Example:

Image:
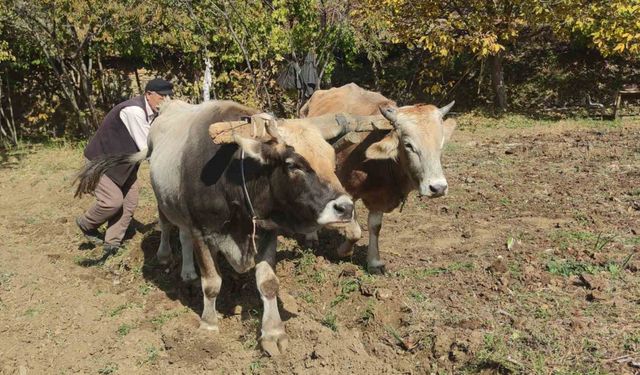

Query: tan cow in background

[301,83,457,274]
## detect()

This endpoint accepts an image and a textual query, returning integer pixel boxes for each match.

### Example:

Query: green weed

[359,301,375,326]
[108,302,139,317]
[139,283,154,296]
[24,307,39,317]
[409,290,427,303]
[150,308,186,327]
[97,362,118,375]
[395,262,474,279]
[117,323,133,336]
[300,292,315,304]
[330,278,359,307]
[249,360,262,374]
[546,259,598,276]
[321,312,337,331]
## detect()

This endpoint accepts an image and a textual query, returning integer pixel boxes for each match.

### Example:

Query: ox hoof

[336,242,354,258]
[181,268,198,282]
[260,332,289,357]
[199,320,220,332]
[157,253,172,265]
[367,263,386,275]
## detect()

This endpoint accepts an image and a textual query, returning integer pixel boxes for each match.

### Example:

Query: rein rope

[240,149,259,255]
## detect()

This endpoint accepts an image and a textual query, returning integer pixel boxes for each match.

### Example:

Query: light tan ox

[300,83,457,274]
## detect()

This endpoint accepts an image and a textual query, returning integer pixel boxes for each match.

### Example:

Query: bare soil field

[1,116,639,375]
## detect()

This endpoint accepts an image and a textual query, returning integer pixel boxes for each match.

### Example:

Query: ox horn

[439,100,455,117]
[378,104,399,128]
[265,117,284,142]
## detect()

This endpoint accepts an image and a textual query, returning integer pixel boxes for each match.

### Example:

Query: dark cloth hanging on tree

[276,62,302,91]
[276,51,319,99]
[300,52,319,98]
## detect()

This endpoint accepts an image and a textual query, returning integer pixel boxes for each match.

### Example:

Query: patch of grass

[395,262,474,279]
[299,292,315,304]
[295,249,316,274]
[24,307,39,317]
[248,360,262,374]
[463,333,521,374]
[573,211,591,226]
[0,272,14,291]
[605,262,622,279]
[508,262,522,278]
[117,323,134,336]
[321,312,337,332]
[552,230,616,255]
[533,306,550,320]
[139,345,159,365]
[330,278,359,307]
[98,362,118,375]
[623,333,640,352]
[108,302,139,318]
[624,236,640,246]
[311,270,325,283]
[546,259,599,276]
[150,308,186,327]
[359,301,375,326]
[139,283,154,296]
[409,290,427,303]
[243,336,258,350]
[132,265,143,277]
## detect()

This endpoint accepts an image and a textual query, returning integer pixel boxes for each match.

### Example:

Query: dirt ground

[1,116,639,375]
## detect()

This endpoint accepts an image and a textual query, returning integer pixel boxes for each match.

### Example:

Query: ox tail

[74,148,150,198]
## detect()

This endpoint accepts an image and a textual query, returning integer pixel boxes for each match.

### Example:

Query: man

[76,78,173,256]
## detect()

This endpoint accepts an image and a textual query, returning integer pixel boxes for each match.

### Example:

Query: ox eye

[285,159,303,173]
[404,142,416,153]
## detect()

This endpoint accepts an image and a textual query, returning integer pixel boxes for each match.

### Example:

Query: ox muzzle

[317,194,354,225]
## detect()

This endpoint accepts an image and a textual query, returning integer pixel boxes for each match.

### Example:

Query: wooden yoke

[209,112,393,145]
[209,113,275,144]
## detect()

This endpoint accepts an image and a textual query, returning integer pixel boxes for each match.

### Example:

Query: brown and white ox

[300,83,457,274]
[75,100,355,356]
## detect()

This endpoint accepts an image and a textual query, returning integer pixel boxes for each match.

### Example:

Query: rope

[240,149,258,254]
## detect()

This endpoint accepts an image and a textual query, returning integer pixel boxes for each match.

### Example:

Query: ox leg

[193,232,221,332]
[366,211,385,274]
[156,208,173,265]
[256,232,288,356]
[336,214,362,257]
[179,229,198,282]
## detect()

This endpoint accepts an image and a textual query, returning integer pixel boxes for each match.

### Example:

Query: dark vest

[84,96,149,187]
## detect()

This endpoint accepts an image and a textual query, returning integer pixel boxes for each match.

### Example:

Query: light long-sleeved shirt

[119,97,155,151]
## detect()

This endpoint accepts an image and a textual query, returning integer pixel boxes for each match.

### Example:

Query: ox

[75,100,355,356]
[300,83,457,274]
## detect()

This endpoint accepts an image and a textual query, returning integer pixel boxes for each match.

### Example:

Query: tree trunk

[488,51,507,113]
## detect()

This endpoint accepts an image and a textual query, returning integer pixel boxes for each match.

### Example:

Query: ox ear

[365,132,399,160]
[443,118,457,143]
[234,135,268,164]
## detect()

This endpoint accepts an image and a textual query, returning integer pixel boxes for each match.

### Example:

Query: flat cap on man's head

[145,78,173,96]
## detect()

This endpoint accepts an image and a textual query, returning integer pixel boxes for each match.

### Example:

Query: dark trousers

[77,174,139,246]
